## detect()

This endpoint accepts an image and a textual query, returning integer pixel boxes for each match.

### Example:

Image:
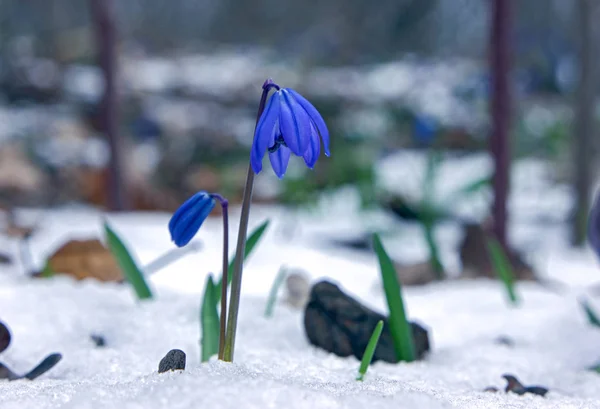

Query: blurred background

[0,0,598,258]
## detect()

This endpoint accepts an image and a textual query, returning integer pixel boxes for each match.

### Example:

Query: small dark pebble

[494,336,514,347]
[483,386,499,393]
[0,253,11,264]
[502,374,548,397]
[0,322,11,353]
[90,334,106,347]
[158,349,186,373]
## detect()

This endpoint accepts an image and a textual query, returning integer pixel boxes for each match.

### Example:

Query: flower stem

[223,79,277,362]
[210,195,229,361]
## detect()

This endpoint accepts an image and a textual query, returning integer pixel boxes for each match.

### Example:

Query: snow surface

[1,153,600,408]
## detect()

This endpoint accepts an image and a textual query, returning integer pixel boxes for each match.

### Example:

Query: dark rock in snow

[304,280,430,363]
[90,334,106,347]
[158,349,186,373]
[502,374,548,397]
[0,322,11,353]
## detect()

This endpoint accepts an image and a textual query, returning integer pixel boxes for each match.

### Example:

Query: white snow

[1,152,600,408]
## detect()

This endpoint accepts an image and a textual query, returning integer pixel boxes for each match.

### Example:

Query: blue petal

[279,89,311,157]
[251,92,281,174]
[268,146,291,179]
[588,192,600,260]
[303,121,321,169]
[286,88,330,156]
[169,191,216,247]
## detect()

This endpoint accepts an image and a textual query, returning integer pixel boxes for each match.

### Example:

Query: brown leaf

[47,239,123,282]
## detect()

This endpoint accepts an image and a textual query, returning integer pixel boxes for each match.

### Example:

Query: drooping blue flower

[169,191,216,247]
[251,87,330,178]
[588,191,600,260]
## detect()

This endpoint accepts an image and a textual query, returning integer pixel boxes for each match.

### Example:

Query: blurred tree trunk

[489,0,512,250]
[572,0,597,246]
[90,0,128,210]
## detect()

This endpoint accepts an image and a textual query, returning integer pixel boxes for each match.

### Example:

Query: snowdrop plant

[224,79,330,362]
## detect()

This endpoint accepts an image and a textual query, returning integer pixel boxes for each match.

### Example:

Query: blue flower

[589,192,600,259]
[251,87,330,178]
[169,191,216,247]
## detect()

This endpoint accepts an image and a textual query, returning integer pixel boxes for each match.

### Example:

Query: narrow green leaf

[104,222,153,300]
[485,237,518,305]
[264,267,287,318]
[372,233,416,362]
[201,275,220,362]
[357,320,384,381]
[455,176,491,196]
[580,298,600,328]
[215,219,270,303]
[422,221,444,279]
[40,260,55,278]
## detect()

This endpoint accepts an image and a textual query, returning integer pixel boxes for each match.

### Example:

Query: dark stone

[0,253,11,264]
[90,334,106,347]
[494,335,514,347]
[303,280,430,363]
[502,374,548,397]
[158,349,186,373]
[0,322,11,353]
[460,222,536,280]
[483,386,499,393]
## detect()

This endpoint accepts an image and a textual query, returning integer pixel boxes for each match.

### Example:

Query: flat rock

[304,280,430,363]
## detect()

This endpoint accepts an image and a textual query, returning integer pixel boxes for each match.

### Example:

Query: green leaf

[40,260,55,278]
[422,220,444,279]
[215,219,270,303]
[201,275,220,362]
[580,298,600,328]
[104,222,153,300]
[485,237,519,305]
[372,233,416,362]
[264,267,287,318]
[456,176,491,196]
[357,320,384,381]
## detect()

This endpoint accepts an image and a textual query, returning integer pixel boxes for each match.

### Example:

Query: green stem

[223,79,276,362]
[214,197,229,360]
[223,165,254,362]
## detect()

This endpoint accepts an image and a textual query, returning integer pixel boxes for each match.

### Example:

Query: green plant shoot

[201,275,220,362]
[104,222,153,300]
[357,320,384,381]
[421,150,444,279]
[40,260,55,278]
[264,266,287,318]
[580,298,600,328]
[215,219,269,303]
[485,237,518,305]
[372,233,416,362]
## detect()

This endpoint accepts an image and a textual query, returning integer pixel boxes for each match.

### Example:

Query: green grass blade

[372,233,416,362]
[357,320,384,381]
[485,237,519,305]
[201,275,220,362]
[215,219,270,303]
[580,298,600,327]
[104,222,153,300]
[422,220,444,279]
[264,267,287,318]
